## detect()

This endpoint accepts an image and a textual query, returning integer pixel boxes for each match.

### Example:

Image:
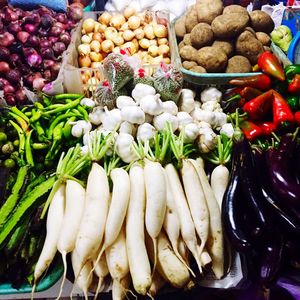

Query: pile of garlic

[75,84,234,163]
[78,7,170,68]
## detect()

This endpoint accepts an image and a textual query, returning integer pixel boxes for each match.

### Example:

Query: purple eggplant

[222,144,252,252]
[266,134,300,208]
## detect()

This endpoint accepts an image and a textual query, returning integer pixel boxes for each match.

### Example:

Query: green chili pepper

[285,64,300,83]
[29,109,42,123]
[286,95,300,112]
[9,112,29,133]
[35,121,46,141]
[42,95,51,107]
[34,102,44,110]
[0,165,29,227]
[45,103,65,110]
[0,176,56,248]
[24,112,32,117]
[45,122,64,162]
[44,98,81,116]
[25,130,34,166]
[63,116,76,139]
[10,107,30,123]
[32,143,49,150]
[53,93,82,101]
[9,120,25,162]
[76,105,89,121]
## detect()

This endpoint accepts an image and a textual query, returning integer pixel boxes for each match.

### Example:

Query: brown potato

[225,55,252,73]
[249,10,274,33]
[174,15,186,38]
[196,46,228,72]
[190,65,207,73]
[185,6,198,33]
[182,61,198,70]
[196,0,223,24]
[256,32,271,46]
[236,31,264,65]
[178,40,185,49]
[211,13,249,38]
[180,45,198,61]
[183,33,192,45]
[212,40,234,57]
[223,5,248,15]
[244,26,256,36]
[190,23,214,49]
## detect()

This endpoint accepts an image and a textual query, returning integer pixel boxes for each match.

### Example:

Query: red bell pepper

[229,74,272,91]
[288,74,300,95]
[240,87,263,101]
[242,90,273,120]
[240,120,264,141]
[257,122,277,135]
[257,52,285,81]
[295,111,300,126]
[272,90,295,127]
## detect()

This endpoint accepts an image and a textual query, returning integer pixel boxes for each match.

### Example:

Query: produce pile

[0,5,82,105]
[174,1,274,73]
[78,7,170,68]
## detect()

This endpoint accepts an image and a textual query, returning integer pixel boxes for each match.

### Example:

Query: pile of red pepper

[226,52,300,141]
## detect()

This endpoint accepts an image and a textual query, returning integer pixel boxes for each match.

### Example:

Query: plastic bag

[133,68,154,86]
[153,63,183,102]
[103,53,134,92]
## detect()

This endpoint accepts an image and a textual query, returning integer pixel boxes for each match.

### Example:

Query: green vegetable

[0,132,7,143]
[271,25,293,52]
[287,95,300,112]
[2,142,14,155]
[3,159,15,169]
[25,130,34,167]
[5,221,28,255]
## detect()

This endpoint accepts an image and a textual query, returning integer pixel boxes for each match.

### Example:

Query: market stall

[0,0,300,299]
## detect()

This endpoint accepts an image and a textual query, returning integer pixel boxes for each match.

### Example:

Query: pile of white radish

[32,123,231,300]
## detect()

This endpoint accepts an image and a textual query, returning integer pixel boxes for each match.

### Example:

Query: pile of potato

[175,0,274,73]
[78,7,171,67]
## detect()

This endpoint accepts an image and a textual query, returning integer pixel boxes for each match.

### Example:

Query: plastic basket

[63,10,175,96]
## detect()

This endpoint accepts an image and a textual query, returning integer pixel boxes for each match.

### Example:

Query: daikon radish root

[56,179,86,300]
[201,249,212,267]
[126,163,151,295]
[112,274,132,300]
[75,163,110,275]
[163,170,194,276]
[93,251,109,300]
[146,231,190,289]
[32,183,65,297]
[211,164,230,209]
[144,159,167,274]
[71,250,93,300]
[181,159,209,260]
[106,226,129,282]
[164,164,202,274]
[190,158,224,279]
[149,271,166,296]
[178,237,190,266]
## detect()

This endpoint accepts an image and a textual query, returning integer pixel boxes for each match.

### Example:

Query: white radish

[149,271,166,296]
[164,164,202,273]
[144,159,166,273]
[126,163,151,295]
[33,184,65,288]
[56,180,86,300]
[178,237,190,266]
[163,170,194,276]
[106,226,129,282]
[190,159,224,279]
[181,159,209,260]
[75,163,110,274]
[71,250,93,300]
[112,274,131,300]
[93,250,109,300]
[211,164,230,209]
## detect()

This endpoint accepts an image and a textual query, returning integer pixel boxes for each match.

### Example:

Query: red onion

[24,23,37,34]
[0,78,9,86]
[33,77,46,90]
[55,22,66,30]
[0,20,3,32]
[0,32,15,47]
[26,53,42,67]
[23,47,37,58]
[0,61,10,74]
[48,36,58,44]
[40,48,56,60]
[3,84,15,94]
[59,32,71,45]
[53,42,66,56]
[50,62,61,78]
[40,14,53,29]
[26,35,40,48]
[50,26,63,37]
[40,39,51,48]
[66,20,76,31]
[24,13,40,25]
[0,47,10,60]
[38,28,49,37]
[10,42,23,54]
[42,59,55,69]
[37,6,54,17]
[19,64,30,75]
[17,31,30,44]
[4,9,18,22]
[6,69,21,84]
[0,80,3,90]
[5,94,16,106]
[7,22,22,34]
[15,88,27,104]
[10,54,22,66]
[43,69,52,80]
[56,13,67,24]
[68,5,83,22]
[24,73,34,87]
[15,8,25,19]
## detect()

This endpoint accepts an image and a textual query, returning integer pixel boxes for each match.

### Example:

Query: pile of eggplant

[222,130,300,287]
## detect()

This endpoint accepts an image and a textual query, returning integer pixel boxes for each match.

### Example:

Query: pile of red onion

[0,4,82,105]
